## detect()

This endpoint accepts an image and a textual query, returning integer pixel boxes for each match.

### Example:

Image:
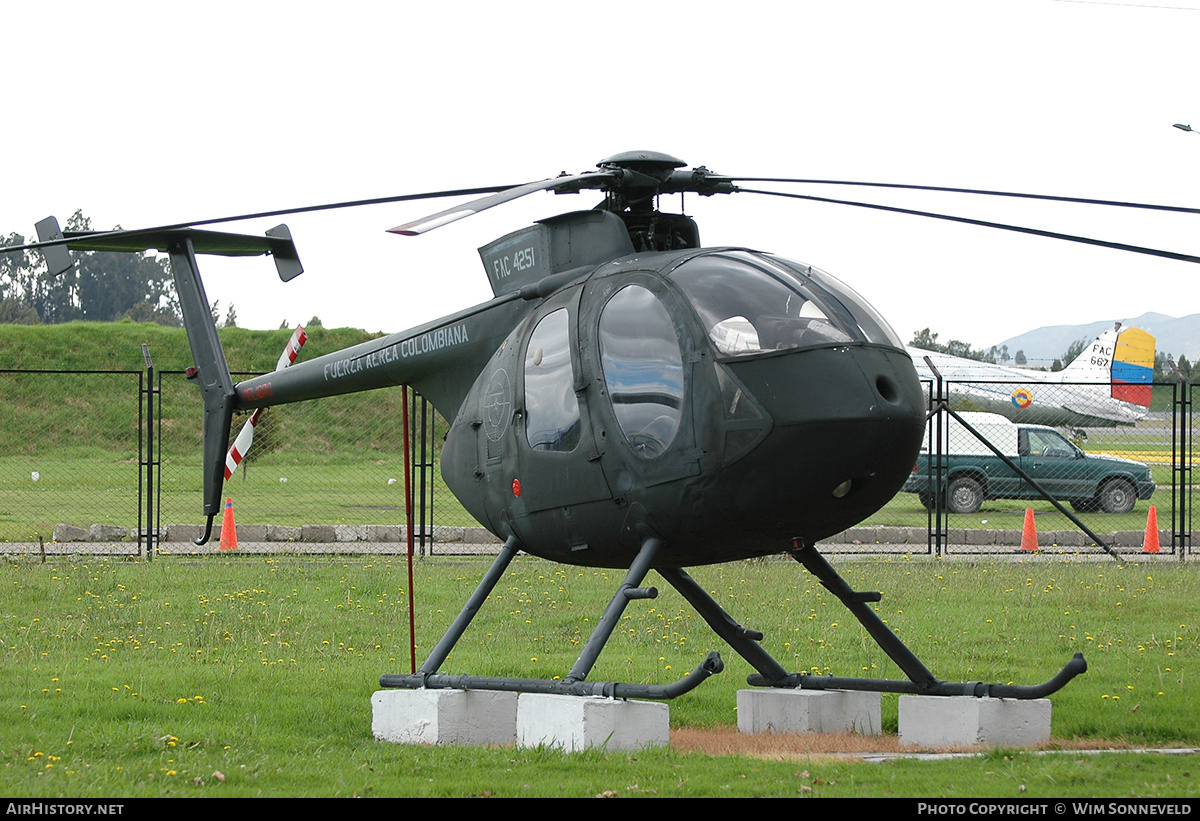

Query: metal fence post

[139,345,157,560]
[922,357,948,557]
[1175,381,1193,559]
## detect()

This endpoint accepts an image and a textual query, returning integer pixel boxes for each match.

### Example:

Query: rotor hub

[597,150,687,180]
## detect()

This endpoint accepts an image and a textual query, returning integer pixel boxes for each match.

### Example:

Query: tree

[1060,337,1089,367]
[0,233,29,304]
[1155,351,1169,380]
[0,234,40,323]
[0,232,50,316]
[1153,351,1195,381]
[1161,353,1194,381]
[223,303,238,328]
[0,211,180,325]
[908,328,998,363]
[910,328,940,350]
[121,300,180,326]
[0,297,39,324]
[1015,350,1026,366]
[1050,338,1090,372]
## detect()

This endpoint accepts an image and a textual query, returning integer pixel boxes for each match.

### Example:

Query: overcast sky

[3,0,1198,350]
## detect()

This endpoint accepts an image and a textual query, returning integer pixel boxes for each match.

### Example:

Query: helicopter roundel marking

[1011,387,1034,409]
[483,367,512,443]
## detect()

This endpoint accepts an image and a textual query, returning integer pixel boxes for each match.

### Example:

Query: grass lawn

[2,554,1197,798]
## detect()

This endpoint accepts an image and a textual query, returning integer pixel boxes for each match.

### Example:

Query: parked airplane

[910,323,1155,428]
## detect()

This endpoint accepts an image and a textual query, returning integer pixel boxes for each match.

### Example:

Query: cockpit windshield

[669,252,903,356]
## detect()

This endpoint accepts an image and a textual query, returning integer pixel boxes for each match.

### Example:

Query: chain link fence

[0,370,143,552]
[847,379,1194,558]
[0,367,1194,559]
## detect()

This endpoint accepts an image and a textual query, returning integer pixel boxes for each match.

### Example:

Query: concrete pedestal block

[898,696,1051,748]
[371,689,518,746]
[737,689,882,735]
[516,693,669,752]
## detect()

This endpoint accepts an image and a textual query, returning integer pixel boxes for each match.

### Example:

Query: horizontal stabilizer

[32,218,304,281]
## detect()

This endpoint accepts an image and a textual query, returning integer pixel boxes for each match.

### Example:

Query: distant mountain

[992,313,1200,367]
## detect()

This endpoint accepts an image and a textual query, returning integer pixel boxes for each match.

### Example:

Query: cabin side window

[598,284,684,459]
[523,308,581,452]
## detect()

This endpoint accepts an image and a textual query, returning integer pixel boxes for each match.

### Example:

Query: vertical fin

[168,238,236,537]
[1110,327,1155,407]
[1060,325,1123,383]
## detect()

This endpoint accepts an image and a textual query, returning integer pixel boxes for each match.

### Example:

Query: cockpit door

[514,288,610,513]
[582,273,702,490]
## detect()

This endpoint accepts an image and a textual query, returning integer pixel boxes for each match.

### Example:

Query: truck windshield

[1022,429,1078,458]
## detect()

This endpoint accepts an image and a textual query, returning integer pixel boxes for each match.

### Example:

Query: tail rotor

[224,325,308,480]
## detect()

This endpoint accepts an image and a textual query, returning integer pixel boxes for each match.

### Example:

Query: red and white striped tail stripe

[224,325,307,479]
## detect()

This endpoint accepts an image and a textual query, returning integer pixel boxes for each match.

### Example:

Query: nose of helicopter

[713,343,926,549]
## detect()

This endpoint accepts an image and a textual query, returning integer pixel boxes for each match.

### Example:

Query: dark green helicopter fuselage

[236,211,925,568]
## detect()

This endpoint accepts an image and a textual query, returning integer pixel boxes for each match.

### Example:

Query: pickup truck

[902,412,1155,514]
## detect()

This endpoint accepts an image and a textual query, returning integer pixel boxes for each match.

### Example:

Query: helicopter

[21,149,1199,701]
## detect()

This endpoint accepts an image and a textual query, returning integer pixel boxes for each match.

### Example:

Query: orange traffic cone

[1142,505,1160,554]
[219,497,239,551]
[1020,508,1039,552]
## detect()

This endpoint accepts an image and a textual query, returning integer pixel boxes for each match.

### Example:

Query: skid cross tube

[379,534,726,699]
[742,543,1088,699]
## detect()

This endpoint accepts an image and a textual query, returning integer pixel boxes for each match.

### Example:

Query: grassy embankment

[0,322,456,541]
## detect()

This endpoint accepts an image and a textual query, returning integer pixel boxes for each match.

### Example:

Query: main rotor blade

[0,184,524,256]
[729,177,1200,216]
[740,187,1200,265]
[388,170,620,236]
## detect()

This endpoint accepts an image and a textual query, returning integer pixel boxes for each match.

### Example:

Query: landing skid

[378,537,1086,701]
[745,542,1087,699]
[379,536,723,699]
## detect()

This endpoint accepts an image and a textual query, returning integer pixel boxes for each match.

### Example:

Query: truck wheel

[1098,479,1136,514]
[947,477,983,514]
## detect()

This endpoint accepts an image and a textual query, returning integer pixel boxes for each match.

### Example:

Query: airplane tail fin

[1109,326,1155,408]
[1061,323,1155,408]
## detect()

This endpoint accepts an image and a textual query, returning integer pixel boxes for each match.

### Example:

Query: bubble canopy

[667,251,904,356]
